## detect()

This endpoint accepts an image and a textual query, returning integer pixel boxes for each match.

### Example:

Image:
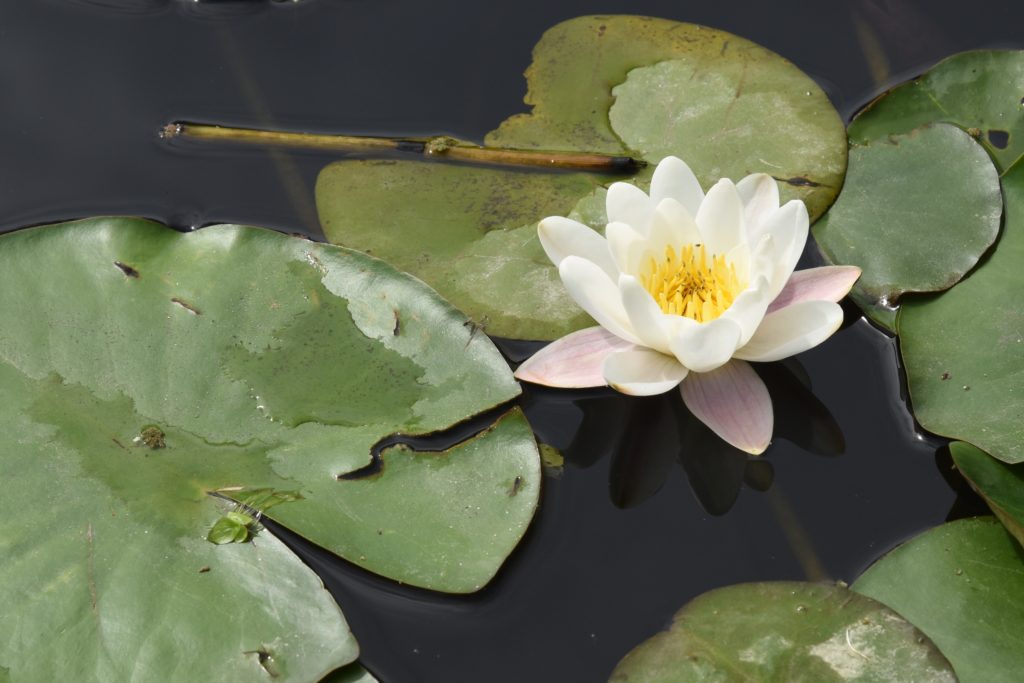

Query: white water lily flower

[515,156,861,454]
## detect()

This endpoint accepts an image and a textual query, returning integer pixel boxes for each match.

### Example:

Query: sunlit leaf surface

[609,581,954,682]
[854,517,1024,683]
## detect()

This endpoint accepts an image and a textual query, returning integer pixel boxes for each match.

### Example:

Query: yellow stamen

[640,244,742,322]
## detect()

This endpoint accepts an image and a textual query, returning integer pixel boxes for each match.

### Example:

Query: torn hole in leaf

[338,401,517,480]
[988,129,1010,149]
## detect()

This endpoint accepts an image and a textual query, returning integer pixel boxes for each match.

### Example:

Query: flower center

[640,244,741,322]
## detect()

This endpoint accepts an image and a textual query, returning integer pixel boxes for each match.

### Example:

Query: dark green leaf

[854,517,1024,683]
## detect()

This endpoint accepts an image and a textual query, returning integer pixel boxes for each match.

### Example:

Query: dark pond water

[2,1,1021,680]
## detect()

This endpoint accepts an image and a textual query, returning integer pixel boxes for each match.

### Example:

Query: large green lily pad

[0,217,539,678]
[317,15,846,340]
[608,581,954,682]
[488,15,846,219]
[950,441,1024,543]
[813,123,1001,330]
[854,517,1024,683]
[849,50,1024,172]
[899,160,1024,463]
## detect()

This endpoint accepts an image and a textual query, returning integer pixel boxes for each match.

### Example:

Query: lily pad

[316,160,602,340]
[0,217,539,677]
[854,517,1024,683]
[813,123,1002,330]
[608,581,954,682]
[899,159,1024,463]
[317,16,847,340]
[950,441,1024,543]
[488,15,847,220]
[849,50,1024,172]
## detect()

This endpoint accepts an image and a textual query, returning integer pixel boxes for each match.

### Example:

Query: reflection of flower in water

[520,357,844,515]
[516,157,860,454]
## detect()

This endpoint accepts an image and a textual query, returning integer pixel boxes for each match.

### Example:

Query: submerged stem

[160,122,645,174]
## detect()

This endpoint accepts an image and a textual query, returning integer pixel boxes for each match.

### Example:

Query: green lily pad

[317,16,846,340]
[489,15,846,220]
[849,50,1024,172]
[608,581,954,682]
[813,123,1001,330]
[854,517,1024,683]
[950,441,1024,543]
[899,159,1024,463]
[0,217,539,678]
[316,160,602,340]
[321,663,378,683]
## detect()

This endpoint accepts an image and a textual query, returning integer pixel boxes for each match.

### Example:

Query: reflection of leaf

[814,123,1001,330]
[317,15,847,340]
[899,160,1024,463]
[855,517,1024,683]
[0,218,540,679]
[610,582,955,682]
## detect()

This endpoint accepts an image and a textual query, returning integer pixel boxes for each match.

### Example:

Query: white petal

[667,316,743,373]
[645,198,702,257]
[606,182,655,233]
[514,327,635,388]
[680,360,773,454]
[605,221,647,275]
[737,173,780,239]
[734,300,843,362]
[650,156,705,217]
[757,200,809,299]
[537,216,618,279]
[559,256,641,345]
[767,266,862,314]
[619,274,672,353]
[603,348,689,396]
[721,275,772,346]
[695,178,747,255]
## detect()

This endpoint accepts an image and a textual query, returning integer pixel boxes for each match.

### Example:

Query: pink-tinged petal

[680,360,773,454]
[559,256,641,345]
[650,156,705,217]
[767,266,862,314]
[734,300,843,362]
[667,316,743,373]
[537,216,617,279]
[606,221,646,275]
[695,178,747,255]
[619,274,672,353]
[606,182,655,232]
[603,347,689,396]
[737,173,780,238]
[514,327,635,388]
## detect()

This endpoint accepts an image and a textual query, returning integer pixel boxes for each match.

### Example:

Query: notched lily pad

[317,16,846,340]
[813,123,1002,330]
[488,14,847,220]
[0,217,540,680]
[950,441,1024,543]
[854,517,1024,683]
[849,50,1024,172]
[608,581,955,682]
[899,160,1024,463]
